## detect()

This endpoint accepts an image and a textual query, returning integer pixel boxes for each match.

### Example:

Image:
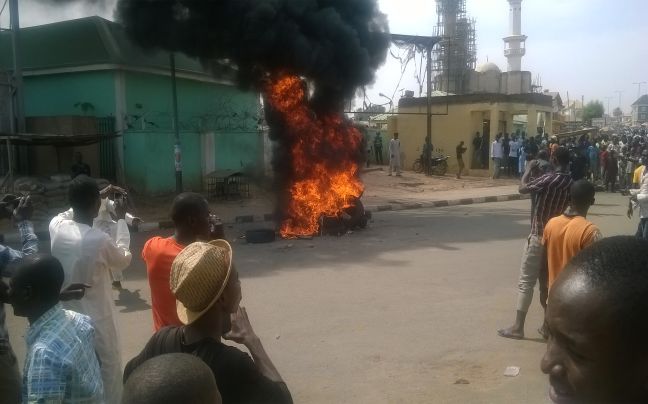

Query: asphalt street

[5,193,637,403]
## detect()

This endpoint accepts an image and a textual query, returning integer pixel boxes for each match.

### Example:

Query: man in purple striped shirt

[498,147,573,340]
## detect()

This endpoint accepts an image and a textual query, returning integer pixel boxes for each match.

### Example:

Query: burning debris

[115,0,390,237]
[265,75,365,237]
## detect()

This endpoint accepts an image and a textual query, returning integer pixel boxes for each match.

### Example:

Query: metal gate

[97,116,117,182]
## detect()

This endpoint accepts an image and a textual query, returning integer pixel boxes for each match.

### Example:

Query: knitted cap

[170,240,233,324]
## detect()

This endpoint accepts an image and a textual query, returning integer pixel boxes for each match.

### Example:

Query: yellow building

[388,93,554,175]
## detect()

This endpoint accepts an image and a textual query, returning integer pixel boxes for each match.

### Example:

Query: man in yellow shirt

[538,180,601,338]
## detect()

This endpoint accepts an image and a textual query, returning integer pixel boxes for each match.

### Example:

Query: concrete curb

[0,193,530,242]
[139,193,530,229]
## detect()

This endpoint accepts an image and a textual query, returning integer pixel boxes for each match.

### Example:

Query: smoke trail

[115,0,390,106]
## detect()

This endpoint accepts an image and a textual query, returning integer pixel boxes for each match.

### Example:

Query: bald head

[122,353,221,404]
[542,237,648,403]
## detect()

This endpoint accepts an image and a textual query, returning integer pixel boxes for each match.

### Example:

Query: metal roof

[0,16,234,79]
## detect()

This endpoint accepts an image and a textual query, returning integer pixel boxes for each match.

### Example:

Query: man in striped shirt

[498,147,573,340]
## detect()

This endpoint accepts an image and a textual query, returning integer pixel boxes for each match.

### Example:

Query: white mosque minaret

[503,0,527,72]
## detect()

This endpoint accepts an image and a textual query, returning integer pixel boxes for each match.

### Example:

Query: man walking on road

[388,132,401,176]
[456,141,467,179]
[498,147,573,340]
[490,134,504,179]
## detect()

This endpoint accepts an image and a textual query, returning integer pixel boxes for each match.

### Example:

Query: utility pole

[9,0,24,134]
[633,82,646,99]
[605,96,613,125]
[390,34,442,171]
[170,53,183,193]
[615,90,623,109]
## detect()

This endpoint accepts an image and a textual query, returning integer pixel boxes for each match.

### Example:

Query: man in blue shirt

[8,255,103,403]
[0,196,38,404]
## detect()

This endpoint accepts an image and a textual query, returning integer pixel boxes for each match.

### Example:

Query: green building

[0,16,264,194]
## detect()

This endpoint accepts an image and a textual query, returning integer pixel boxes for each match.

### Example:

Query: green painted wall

[23,71,116,117]
[123,131,202,194]
[123,72,260,194]
[20,70,261,194]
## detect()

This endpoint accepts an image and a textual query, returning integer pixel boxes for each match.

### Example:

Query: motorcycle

[412,152,449,176]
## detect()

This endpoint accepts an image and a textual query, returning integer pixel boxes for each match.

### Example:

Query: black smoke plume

[116,0,390,107]
[115,0,389,231]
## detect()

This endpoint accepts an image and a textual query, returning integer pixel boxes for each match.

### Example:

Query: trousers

[516,234,543,312]
[0,345,22,404]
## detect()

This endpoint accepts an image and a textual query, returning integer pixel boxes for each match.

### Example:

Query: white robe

[50,210,132,404]
[389,138,401,168]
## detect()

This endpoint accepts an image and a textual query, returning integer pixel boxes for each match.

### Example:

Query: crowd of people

[2,139,648,402]
[0,176,292,404]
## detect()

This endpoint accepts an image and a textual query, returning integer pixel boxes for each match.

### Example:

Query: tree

[613,107,623,118]
[582,100,604,124]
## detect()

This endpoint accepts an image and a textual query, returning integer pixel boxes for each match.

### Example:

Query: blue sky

[3,0,648,113]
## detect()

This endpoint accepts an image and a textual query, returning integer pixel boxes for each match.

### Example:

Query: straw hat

[170,240,233,325]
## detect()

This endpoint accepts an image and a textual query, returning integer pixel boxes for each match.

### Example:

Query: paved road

[6,193,636,403]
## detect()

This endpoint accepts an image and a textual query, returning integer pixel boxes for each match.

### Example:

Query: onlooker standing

[587,142,599,181]
[599,145,609,182]
[456,141,467,179]
[0,197,38,404]
[471,132,482,169]
[49,175,132,403]
[373,132,383,165]
[143,193,211,331]
[490,135,504,179]
[123,354,221,404]
[7,255,103,403]
[124,241,293,404]
[509,136,520,177]
[388,132,401,177]
[540,180,601,315]
[542,237,648,404]
[629,153,648,239]
[498,147,573,340]
[606,150,619,192]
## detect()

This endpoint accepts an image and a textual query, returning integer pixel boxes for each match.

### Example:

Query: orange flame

[265,74,364,238]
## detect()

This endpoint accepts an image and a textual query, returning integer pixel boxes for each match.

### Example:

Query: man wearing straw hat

[124,240,293,404]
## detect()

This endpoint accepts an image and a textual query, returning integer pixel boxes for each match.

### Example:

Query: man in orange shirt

[142,193,211,330]
[538,180,601,338]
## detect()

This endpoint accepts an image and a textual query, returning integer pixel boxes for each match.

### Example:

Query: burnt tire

[245,229,276,244]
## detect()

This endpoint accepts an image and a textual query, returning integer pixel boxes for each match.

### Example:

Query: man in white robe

[49,177,132,404]
[388,132,402,176]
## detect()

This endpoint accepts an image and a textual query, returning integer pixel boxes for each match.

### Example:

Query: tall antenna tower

[432,0,476,95]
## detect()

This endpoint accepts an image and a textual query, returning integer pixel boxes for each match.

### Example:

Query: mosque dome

[476,62,502,74]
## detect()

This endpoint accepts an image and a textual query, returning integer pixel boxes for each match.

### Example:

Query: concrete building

[390,93,553,173]
[388,0,550,175]
[0,16,263,194]
[632,95,648,125]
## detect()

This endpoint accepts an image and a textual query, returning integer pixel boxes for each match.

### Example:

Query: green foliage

[582,100,605,124]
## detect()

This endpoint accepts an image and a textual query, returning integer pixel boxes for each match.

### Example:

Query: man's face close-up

[541,272,647,404]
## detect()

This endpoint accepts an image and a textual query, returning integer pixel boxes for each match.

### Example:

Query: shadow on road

[114,288,151,313]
